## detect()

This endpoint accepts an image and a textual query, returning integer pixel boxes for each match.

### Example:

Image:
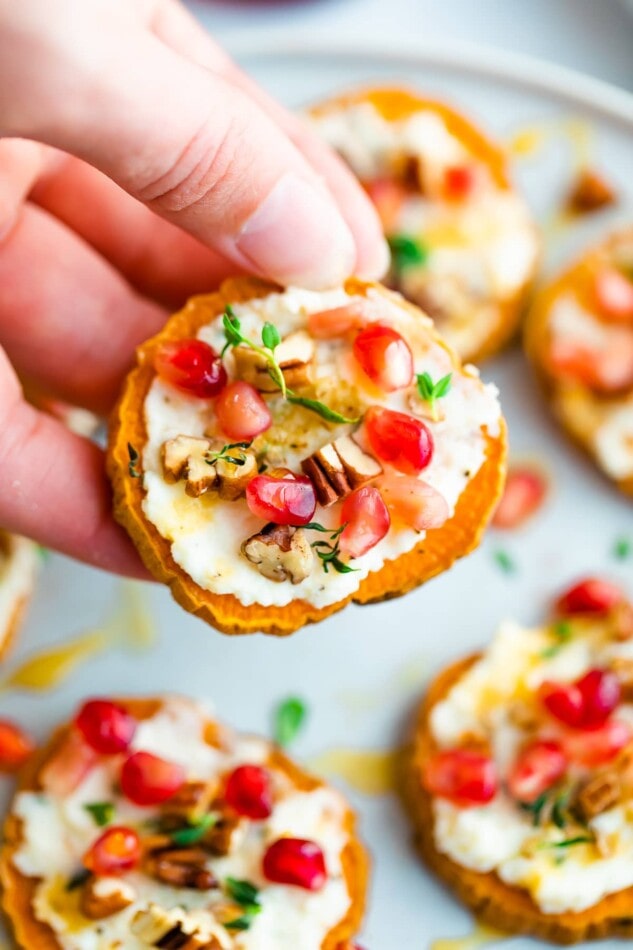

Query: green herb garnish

[127,442,141,478]
[416,371,452,421]
[551,789,573,830]
[66,868,91,891]
[493,549,516,575]
[274,697,307,747]
[224,877,262,932]
[538,835,593,851]
[388,234,429,273]
[205,441,252,468]
[169,812,218,847]
[613,536,632,561]
[306,522,357,575]
[221,308,359,426]
[541,620,573,659]
[84,802,115,828]
[519,791,549,827]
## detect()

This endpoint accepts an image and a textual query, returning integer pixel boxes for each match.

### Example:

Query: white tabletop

[188,0,633,92]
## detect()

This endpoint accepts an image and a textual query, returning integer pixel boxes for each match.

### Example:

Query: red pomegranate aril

[154,339,227,399]
[246,474,316,527]
[215,381,272,441]
[576,669,621,728]
[224,764,273,820]
[556,578,624,617]
[75,700,137,756]
[492,467,548,530]
[263,838,327,891]
[594,268,633,323]
[564,718,631,767]
[0,720,35,773]
[377,474,449,531]
[548,336,633,395]
[83,826,141,876]
[307,303,369,339]
[364,177,406,231]
[120,751,185,806]
[443,164,477,201]
[365,406,433,475]
[539,680,584,729]
[507,740,568,803]
[353,324,414,392]
[423,749,497,807]
[338,485,390,558]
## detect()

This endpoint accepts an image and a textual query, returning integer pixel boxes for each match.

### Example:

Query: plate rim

[223,32,633,127]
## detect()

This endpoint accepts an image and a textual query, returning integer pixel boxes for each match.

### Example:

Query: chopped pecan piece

[301,435,382,507]
[159,781,217,825]
[80,875,136,920]
[566,168,617,215]
[574,770,621,821]
[131,904,226,950]
[161,436,256,500]
[241,523,313,584]
[233,330,315,392]
[145,848,218,890]
[203,809,246,856]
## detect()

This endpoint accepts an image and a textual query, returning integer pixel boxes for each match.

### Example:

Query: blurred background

[187,0,633,92]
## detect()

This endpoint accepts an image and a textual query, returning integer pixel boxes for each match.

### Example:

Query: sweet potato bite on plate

[107,277,506,636]
[309,87,540,363]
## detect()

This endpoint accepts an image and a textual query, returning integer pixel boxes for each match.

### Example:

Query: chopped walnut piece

[131,904,227,950]
[215,450,258,501]
[242,523,314,584]
[301,435,382,507]
[161,436,256,500]
[202,807,246,856]
[233,330,315,392]
[574,770,621,821]
[145,848,218,890]
[159,781,218,825]
[566,168,617,215]
[80,876,136,920]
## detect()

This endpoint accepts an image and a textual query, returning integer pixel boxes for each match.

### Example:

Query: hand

[0,0,387,577]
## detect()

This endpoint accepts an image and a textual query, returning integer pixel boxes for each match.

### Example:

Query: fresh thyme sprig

[224,877,262,932]
[273,696,308,747]
[537,834,593,851]
[169,812,218,847]
[388,234,428,274]
[205,441,252,467]
[541,620,573,659]
[416,372,452,421]
[305,522,357,575]
[221,308,359,426]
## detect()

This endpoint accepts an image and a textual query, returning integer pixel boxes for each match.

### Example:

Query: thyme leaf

[493,548,516,575]
[286,391,360,425]
[224,877,262,932]
[84,802,115,828]
[169,812,218,847]
[538,835,593,851]
[273,697,308,747]
[205,441,252,468]
[416,371,452,421]
[388,234,429,273]
[308,523,357,575]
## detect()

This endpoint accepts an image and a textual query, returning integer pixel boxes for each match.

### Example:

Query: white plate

[1,41,633,950]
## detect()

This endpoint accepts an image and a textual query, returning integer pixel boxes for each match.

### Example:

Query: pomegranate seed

[338,485,390,558]
[507,740,568,803]
[564,718,631,766]
[364,177,406,231]
[540,668,620,730]
[154,339,227,398]
[376,474,449,531]
[263,838,327,891]
[120,751,185,806]
[443,164,477,201]
[307,303,369,339]
[423,749,497,807]
[224,764,273,819]
[556,578,624,616]
[40,731,98,796]
[246,473,316,526]
[365,406,433,475]
[0,720,35,773]
[548,335,633,395]
[539,680,584,729]
[594,268,633,323]
[83,826,141,876]
[75,700,137,755]
[215,381,272,441]
[492,467,547,529]
[353,325,413,392]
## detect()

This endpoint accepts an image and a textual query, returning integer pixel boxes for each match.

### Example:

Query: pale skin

[0,0,387,577]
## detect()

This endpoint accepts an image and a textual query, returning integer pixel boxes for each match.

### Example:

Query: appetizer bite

[1,695,368,950]
[107,277,506,636]
[310,87,539,363]
[0,531,38,661]
[406,577,633,942]
[525,229,633,497]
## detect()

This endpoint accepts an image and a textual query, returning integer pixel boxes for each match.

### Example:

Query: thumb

[0,11,357,290]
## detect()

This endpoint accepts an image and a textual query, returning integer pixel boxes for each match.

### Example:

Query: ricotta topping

[12,697,353,950]
[141,286,501,609]
[310,101,539,358]
[0,532,38,650]
[429,607,633,914]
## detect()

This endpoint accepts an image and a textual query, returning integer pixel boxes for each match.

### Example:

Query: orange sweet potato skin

[404,657,633,943]
[311,87,539,364]
[106,276,506,637]
[0,697,369,950]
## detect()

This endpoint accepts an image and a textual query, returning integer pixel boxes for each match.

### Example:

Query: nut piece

[145,848,218,890]
[162,436,216,497]
[611,656,633,701]
[203,809,247,856]
[131,904,227,950]
[215,450,258,501]
[574,771,621,821]
[566,168,616,215]
[301,435,382,507]
[80,876,136,920]
[233,330,315,392]
[159,781,218,825]
[241,523,314,584]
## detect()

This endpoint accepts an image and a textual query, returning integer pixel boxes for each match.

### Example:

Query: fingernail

[237,174,356,290]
